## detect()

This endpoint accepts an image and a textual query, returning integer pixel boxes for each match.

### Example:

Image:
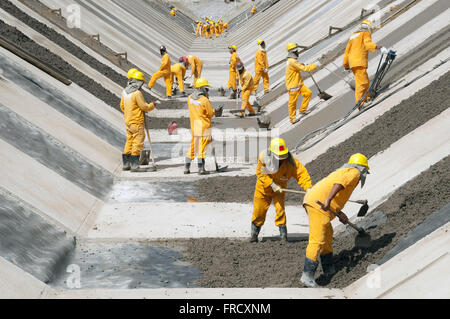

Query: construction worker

[236,61,256,117]
[250,138,312,242]
[121,70,158,172]
[343,20,388,107]
[253,39,270,94]
[301,153,370,287]
[170,63,187,97]
[285,42,319,124]
[170,8,176,17]
[180,55,203,87]
[228,45,240,99]
[251,5,257,15]
[148,45,172,99]
[184,78,215,175]
[215,23,220,38]
[195,21,202,37]
[224,21,229,32]
[219,20,224,34]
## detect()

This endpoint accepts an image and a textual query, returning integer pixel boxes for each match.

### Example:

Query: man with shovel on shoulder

[300,153,370,287]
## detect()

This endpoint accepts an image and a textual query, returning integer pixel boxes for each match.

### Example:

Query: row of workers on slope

[195,18,229,39]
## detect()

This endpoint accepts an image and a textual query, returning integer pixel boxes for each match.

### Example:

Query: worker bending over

[148,45,172,99]
[301,153,370,287]
[251,138,312,242]
[236,62,256,117]
[253,39,270,95]
[121,70,158,172]
[343,20,388,108]
[171,63,187,97]
[184,78,215,175]
[228,45,241,99]
[180,55,203,88]
[286,42,320,124]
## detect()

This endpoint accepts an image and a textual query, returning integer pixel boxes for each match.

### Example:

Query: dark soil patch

[191,71,450,203]
[175,155,450,288]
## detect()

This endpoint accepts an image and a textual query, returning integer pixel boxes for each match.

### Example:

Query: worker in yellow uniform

[251,5,257,15]
[228,45,240,99]
[170,8,176,17]
[195,21,202,37]
[343,20,388,108]
[224,21,229,32]
[219,20,224,34]
[285,42,320,124]
[215,23,220,38]
[184,78,215,175]
[250,138,312,242]
[148,45,172,99]
[236,61,256,117]
[253,39,270,94]
[301,153,370,287]
[180,55,203,88]
[121,70,158,172]
[170,63,187,97]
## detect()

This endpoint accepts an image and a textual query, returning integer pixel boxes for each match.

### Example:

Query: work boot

[250,222,261,243]
[167,96,172,100]
[300,258,319,288]
[122,154,131,171]
[279,225,288,242]
[319,253,336,276]
[184,161,191,174]
[198,159,208,175]
[228,89,237,99]
[181,91,187,97]
[130,155,147,172]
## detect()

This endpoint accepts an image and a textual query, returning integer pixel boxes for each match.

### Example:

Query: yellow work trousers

[304,205,333,262]
[228,70,238,90]
[352,66,370,104]
[251,188,286,227]
[148,71,172,97]
[193,63,203,87]
[240,89,255,115]
[124,123,145,156]
[186,136,212,160]
[253,70,269,93]
[171,71,184,93]
[288,85,312,123]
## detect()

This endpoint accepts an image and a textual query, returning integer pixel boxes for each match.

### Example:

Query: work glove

[263,69,268,73]
[380,47,389,54]
[344,66,350,71]
[271,183,283,194]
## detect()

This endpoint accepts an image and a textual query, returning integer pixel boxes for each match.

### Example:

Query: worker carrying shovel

[250,138,312,243]
[300,153,370,287]
[121,69,159,172]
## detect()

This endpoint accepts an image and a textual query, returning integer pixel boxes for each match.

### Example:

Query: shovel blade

[357,203,369,217]
[319,91,333,100]
[216,165,228,172]
[355,231,371,249]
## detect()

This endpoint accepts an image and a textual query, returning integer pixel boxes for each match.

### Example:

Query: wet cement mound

[176,155,450,288]
[191,71,450,203]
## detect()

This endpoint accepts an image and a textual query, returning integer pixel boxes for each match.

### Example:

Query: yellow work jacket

[187,55,202,72]
[239,70,254,92]
[159,53,171,75]
[187,94,215,137]
[285,58,316,90]
[120,90,155,126]
[230,52,240,72]
[255,49,268,72]
[343,31,377,69]
[171,63,186,78]
[303,168,361,219]
[256,151,312,194]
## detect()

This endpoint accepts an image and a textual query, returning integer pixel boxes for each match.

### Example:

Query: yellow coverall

[239,70,255,116]
[228,52,241,90]
[253,49,269,93]
[285,58,316,123]
[251,5,257,14]
[148,53,172,97]
[171,63,186,93]
[186,95,215,160]
[303,168,361,261]
[343,31,377,104]
[252,151,312,227]
[170,9,176,17]
[215,24,220,37]
[187,55,203,87]
[224,22,229,32]
[120,90,155,156]
[196,22,202,37]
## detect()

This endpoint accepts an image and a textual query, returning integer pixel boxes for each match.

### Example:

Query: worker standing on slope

[170,8,176,17]
[285,42,321,124]
[253,39,270,95]
[343,20,388,108]
[170,62,187,97]
[236,61,256,117]
[228,45,241,99]
[121,70,159,172]
[301,153,370,287]
[184,78,215,175]
[180,55,203,88]
[148,45,172,99]
[195,20,202,37]
[250,138,312,243]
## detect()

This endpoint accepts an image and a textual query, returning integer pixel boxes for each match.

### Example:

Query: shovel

[309,72,333,101]
[143,112,157,171]
[212,145,228,172]
[324,63,355,90]
[281,188,369,217]
[316,200,371,249]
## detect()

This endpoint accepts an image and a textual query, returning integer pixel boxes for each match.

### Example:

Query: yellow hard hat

[195,78,210,88]
[286,42,297,51]
[257,39,264,45]
[348,153,370,170]
[127,68,138,79]
[270,138,289,157]
[130,71,145,81]
[228,45,237,51]
[361,20,373,30]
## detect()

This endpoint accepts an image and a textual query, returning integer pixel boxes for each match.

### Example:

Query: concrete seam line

[75,199,103,237]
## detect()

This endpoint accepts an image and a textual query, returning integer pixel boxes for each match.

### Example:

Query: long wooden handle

[144,112,156,166]
[282,188,305,195]
[315,200,362,232]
